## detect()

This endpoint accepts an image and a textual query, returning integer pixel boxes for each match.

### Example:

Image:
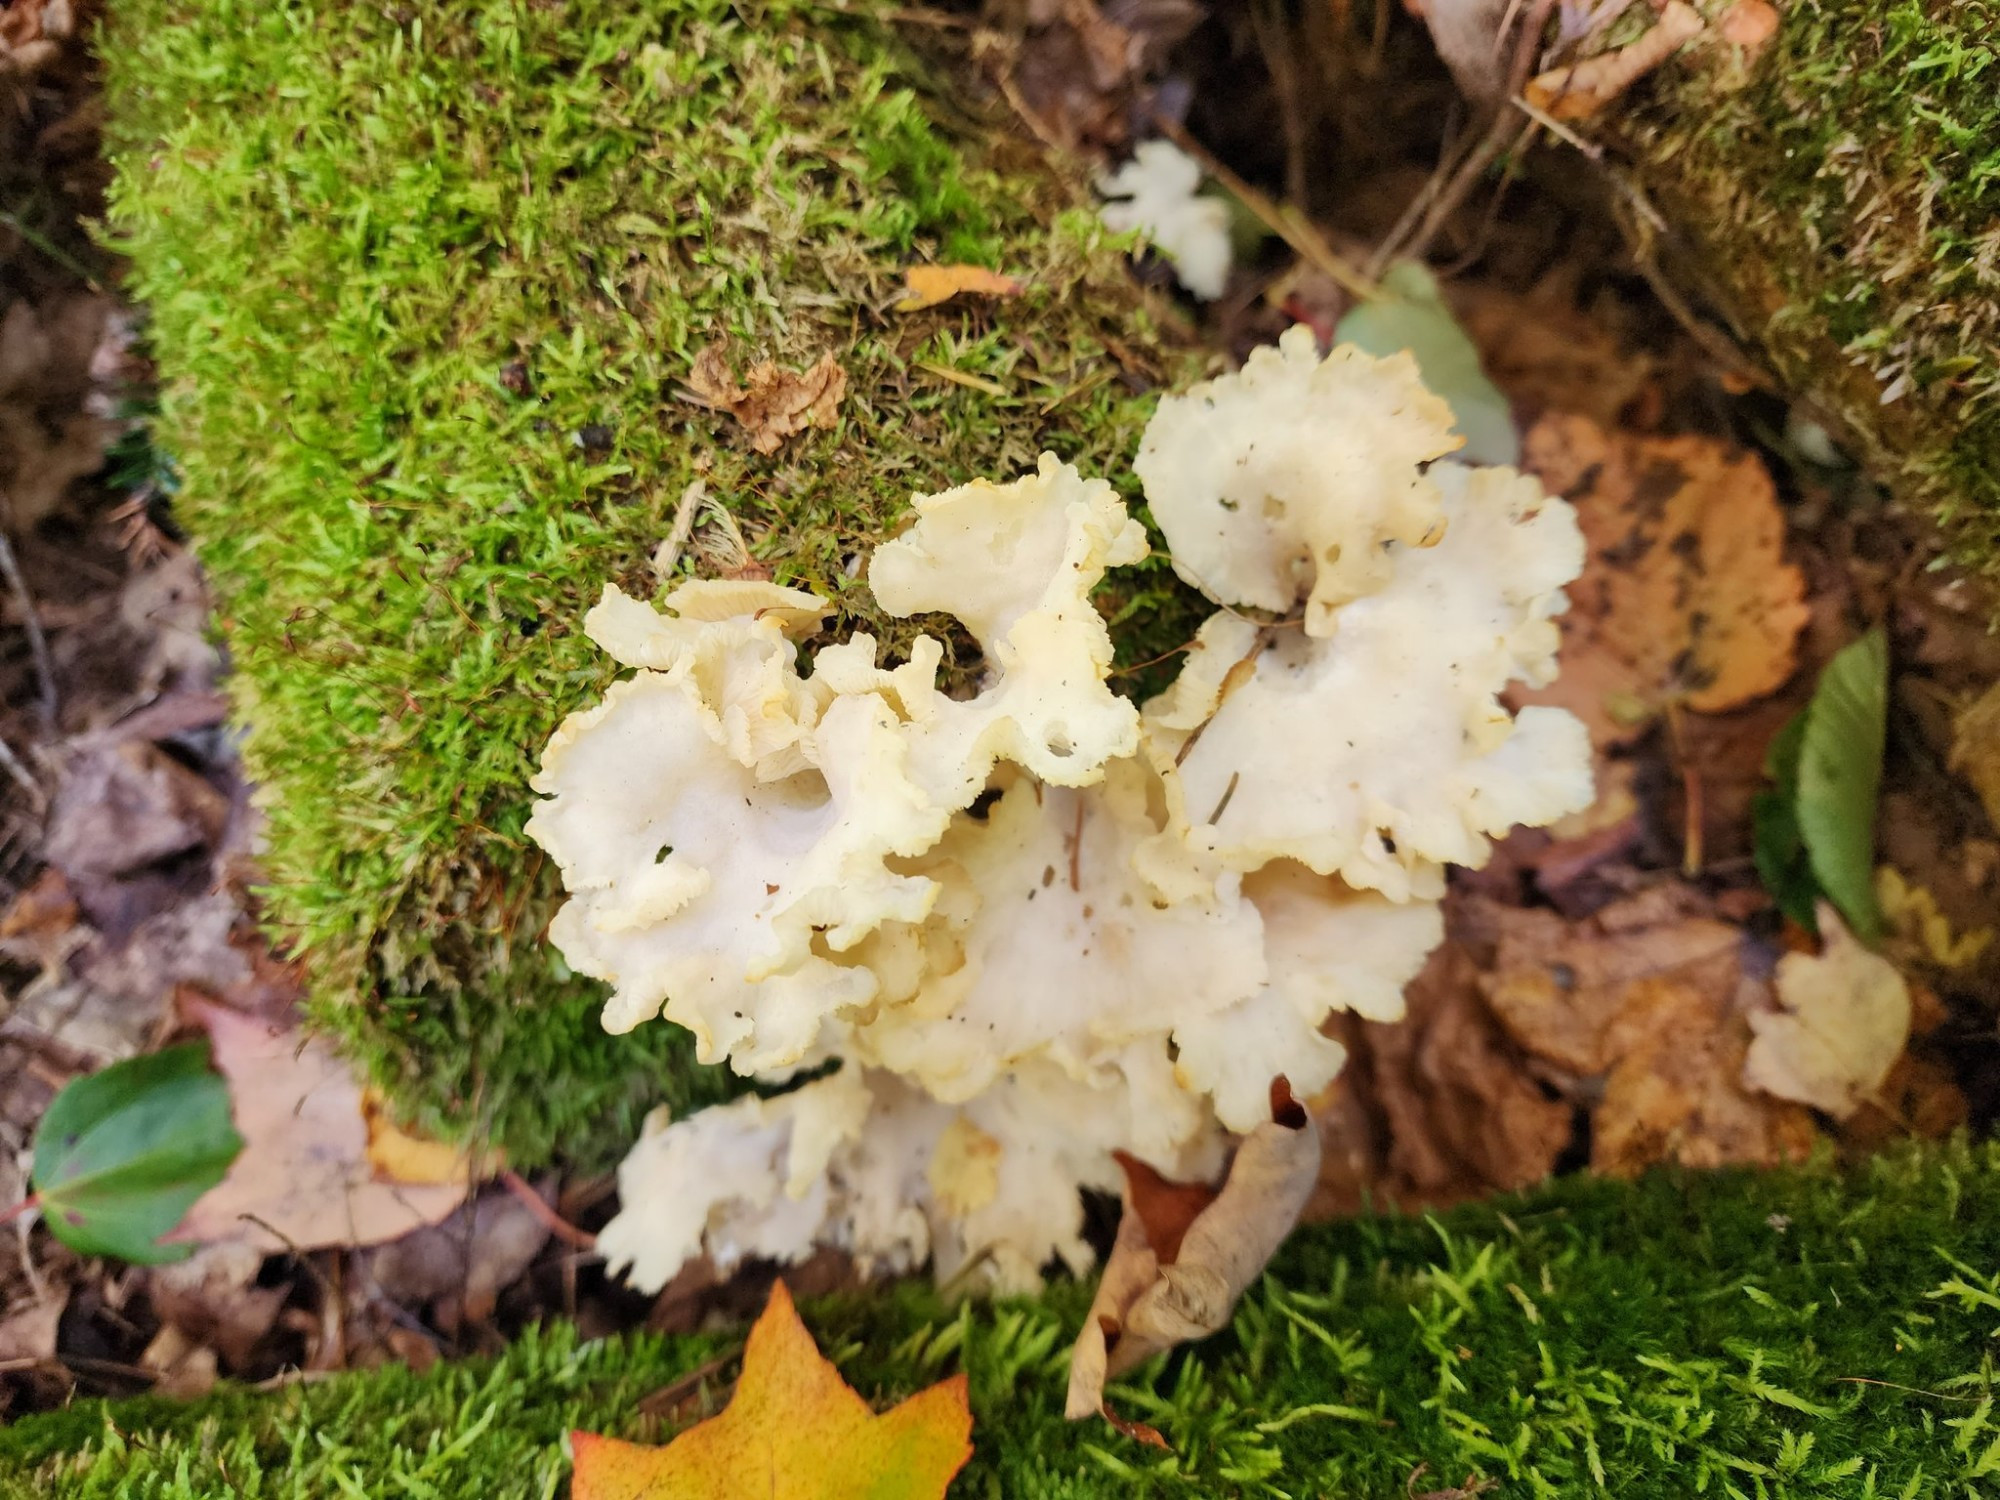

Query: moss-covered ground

[1627,0,2000,577]
[100,0,1207,1166]
[9,1142,2000,1496]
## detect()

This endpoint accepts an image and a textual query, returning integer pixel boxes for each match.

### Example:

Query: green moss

[1627,0,2000,577]
[99,0,1209,1165]
[8,1142,2000,1495]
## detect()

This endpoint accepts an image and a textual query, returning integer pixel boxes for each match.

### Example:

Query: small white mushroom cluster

[528,327,1592,1294]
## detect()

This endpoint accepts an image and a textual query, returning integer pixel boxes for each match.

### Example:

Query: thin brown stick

[0,532,57,727]
[500,1168,597,1250]
[1150,115,1378,302]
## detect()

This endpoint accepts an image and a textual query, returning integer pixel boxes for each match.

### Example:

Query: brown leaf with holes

[1516,414,1809,748]
[684,343,847,455]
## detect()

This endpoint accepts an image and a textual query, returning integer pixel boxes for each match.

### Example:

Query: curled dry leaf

[893,265,1024,313]
[1744,904,1912,1119]
[1525,2,1705,122]
[683,343,847,455]
[571,1280,972,1500]
[1515,414,1809,748]
[173,995,468,1253]
[1066,1079,1319,1429]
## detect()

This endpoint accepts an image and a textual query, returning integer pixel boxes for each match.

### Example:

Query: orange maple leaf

[571,1281,973,1500]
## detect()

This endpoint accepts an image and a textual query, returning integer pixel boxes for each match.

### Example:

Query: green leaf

[1334,261,1518,466]
[1753,711,1819,930]
[1796,629,1889,941]
[31,1042,243,1264]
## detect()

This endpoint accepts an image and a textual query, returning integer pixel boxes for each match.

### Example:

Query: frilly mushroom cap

[869,452,1151,804]
[1136,325,1462,635]
[851,761,1267,1105]
[1143,462,1593,900]
[599,1062,1223,1297]
[542,346,1596,1298]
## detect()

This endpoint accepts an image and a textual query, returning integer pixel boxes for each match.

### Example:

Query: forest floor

[2,0,1998,1423]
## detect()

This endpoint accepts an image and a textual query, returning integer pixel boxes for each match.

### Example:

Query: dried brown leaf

[683,343,846,455]
[1067,1080,1318,1425]
[1479,887,1741,1075]
[1594,977,1816,1175]
[1517,414,1810,747]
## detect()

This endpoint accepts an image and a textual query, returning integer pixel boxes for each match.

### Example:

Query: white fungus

[529,334,1594,1294]
[1098,140,1234,302]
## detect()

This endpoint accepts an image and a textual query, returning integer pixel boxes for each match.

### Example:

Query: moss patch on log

[8,1141,2000,1496]
[1625,0,2000,576]
[100,0,1207,1166]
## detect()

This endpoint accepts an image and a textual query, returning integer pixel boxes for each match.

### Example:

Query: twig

[500,1168,597,1250]
[0,1193,40,1228]
[636,1347,742,1420]
[1663,699,1704,876]
[1510,94,1602,159]
[0,531,58,728]
[0,733,39,805]
[651,478,707,584]
[1373,113,1534,273]
[1149,115,1378,303]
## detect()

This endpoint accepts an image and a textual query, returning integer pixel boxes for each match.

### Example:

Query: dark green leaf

[31,1042,243,1264]
[1752,789,1818,932]
[1753,709,1819,929]
[1335,261,1518,466]
[1796,629,1889,942]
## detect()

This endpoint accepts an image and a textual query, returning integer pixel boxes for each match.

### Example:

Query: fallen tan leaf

[138,1324,219,1401]
[1067,1079,1318,1426]
[894,264,1025,313]
[1744,904,1912,1119]
[361,1086,502,1185]
[1594,977,1816,1176]
[0,1295,62,1366]
[173,995,468,1253]
[1525,2,1705,121]
[1516,414,1810,747]
[1480,886,1742,1075]
[683,343,846,455]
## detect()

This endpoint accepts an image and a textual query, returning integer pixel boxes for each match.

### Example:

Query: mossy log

[101,0,1207,1164]
[1606,0,1998,575]
[7,1143,1999,1496]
